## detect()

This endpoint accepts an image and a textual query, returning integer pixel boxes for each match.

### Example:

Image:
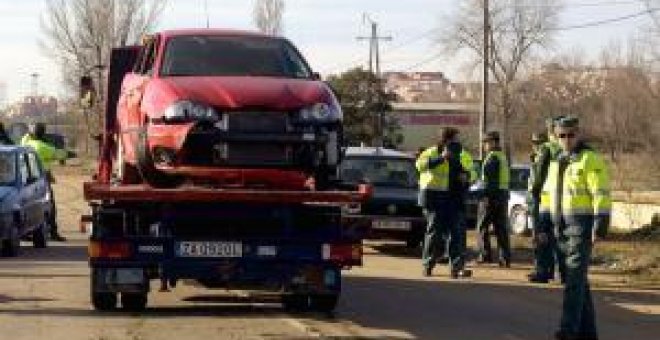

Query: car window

[340,156,417,188]
[160,35,312,79]
[27,152,42,180]
[0,152,17,185]
[19,153,29,185]
[510,167,530,191]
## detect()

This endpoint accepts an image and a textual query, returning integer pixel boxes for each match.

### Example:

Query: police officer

[540,116,611,340]
[416,127,472,278]
[21,123,68,241]
[476,131,511,267]
[528,118,566,283]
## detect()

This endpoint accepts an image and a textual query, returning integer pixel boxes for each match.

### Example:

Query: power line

[550,7,658,30]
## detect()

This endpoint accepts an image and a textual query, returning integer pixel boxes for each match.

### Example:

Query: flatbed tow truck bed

[84,182,371,313]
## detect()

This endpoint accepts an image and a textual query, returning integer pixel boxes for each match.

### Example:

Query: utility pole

[357,14,392,147]
[480,0,490,159]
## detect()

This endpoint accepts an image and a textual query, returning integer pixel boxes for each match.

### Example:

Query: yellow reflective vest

[21,134,67,171]
[540,145,611,228]
[416,146,474,191]
[482,150,510,191]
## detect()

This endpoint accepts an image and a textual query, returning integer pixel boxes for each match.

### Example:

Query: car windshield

[0,152,16,185]
[160,35,313,79]
[340,156,417,188]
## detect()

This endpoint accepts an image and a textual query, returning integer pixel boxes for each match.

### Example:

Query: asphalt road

[0,170,658,340]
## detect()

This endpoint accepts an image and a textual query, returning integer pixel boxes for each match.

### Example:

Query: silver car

[467,164,532,235]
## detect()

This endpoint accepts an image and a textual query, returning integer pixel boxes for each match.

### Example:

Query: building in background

[392,102,480,152]
[4,96,58,118]
[383,71,481,103]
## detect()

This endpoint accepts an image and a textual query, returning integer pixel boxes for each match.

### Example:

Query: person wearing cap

[416,127,473,279]
[528,119,566,284]
[540,116,611,340]
[21,122,68,242]
[476,131,511,267]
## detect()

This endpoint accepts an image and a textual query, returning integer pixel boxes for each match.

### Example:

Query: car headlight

[163,100,219,122]
[297,103,342,123]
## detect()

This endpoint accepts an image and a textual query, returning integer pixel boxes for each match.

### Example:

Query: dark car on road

[0,146,53,256]
[339,147,425,248]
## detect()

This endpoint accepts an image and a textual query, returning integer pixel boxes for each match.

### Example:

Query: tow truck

[82,31,370,313]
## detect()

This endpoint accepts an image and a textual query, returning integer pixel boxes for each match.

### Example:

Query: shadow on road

[328,275,660,340]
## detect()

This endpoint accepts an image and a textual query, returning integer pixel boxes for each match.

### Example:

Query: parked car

[113,29,342,189]
[467,163,532,235]
[339,147,425,248]
[0,146,53,256]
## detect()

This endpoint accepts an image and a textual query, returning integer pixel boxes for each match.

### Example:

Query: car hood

[144,76,335,116]
[368,186,418,204]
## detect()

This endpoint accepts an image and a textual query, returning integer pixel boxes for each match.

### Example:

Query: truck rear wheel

[309,294,339,313]
[92,292,117,311]
[121,293,148,312]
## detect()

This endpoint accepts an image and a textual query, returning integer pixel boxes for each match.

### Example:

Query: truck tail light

[88,241,132,259]
[322,243,362,266]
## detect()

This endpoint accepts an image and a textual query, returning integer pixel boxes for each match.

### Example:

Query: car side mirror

[312,72,321,80]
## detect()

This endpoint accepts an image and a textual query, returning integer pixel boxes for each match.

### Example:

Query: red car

[113,29,343,189]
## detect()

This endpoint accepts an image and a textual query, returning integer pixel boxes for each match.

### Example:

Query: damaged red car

[113,29,343,189]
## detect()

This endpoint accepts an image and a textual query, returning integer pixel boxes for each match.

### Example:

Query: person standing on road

[540,116,611,340]
[476,131,511,267]
[528,118,566,283]
[21,122,68,242]
[416,127,472,278]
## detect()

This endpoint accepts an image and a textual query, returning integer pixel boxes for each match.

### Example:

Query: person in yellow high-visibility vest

[476,131,511,267]
[416,127,472,279]
[21,123,68,241]
[540,116,611,340]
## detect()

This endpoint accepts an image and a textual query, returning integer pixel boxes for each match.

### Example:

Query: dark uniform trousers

[45,170,59,236]
[476,195,510,262]
[532,196,566,280]
[556,221,597,335]
[422,194,465,272]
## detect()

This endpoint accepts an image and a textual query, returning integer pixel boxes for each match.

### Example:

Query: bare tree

[253,0,285,35]
[41,0,166,95]
[41,0,166,156]
[440,0,562,151]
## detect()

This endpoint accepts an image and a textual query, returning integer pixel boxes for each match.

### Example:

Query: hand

[441,148,451,159]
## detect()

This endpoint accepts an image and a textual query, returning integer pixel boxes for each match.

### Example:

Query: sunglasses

[558,133,576,139]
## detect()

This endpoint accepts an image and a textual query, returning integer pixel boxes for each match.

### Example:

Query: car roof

[159,29,275,40]
[344,146,414,159]
[0,145,30,153]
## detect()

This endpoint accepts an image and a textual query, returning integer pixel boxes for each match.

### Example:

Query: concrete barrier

[611,191,660,231]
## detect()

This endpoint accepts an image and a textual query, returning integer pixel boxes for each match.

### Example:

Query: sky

[0,0,654,104]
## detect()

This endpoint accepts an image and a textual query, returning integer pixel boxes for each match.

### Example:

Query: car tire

[1,217,21,257]
[32,217,49,249]
[135,130,183,188]
[309,293,339,313]
[121,293,148,312]
[92,292,117,311]
[405,230,423,249]
[114,135,141,185]
[509,205,531,236]
[282,294,309,312]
